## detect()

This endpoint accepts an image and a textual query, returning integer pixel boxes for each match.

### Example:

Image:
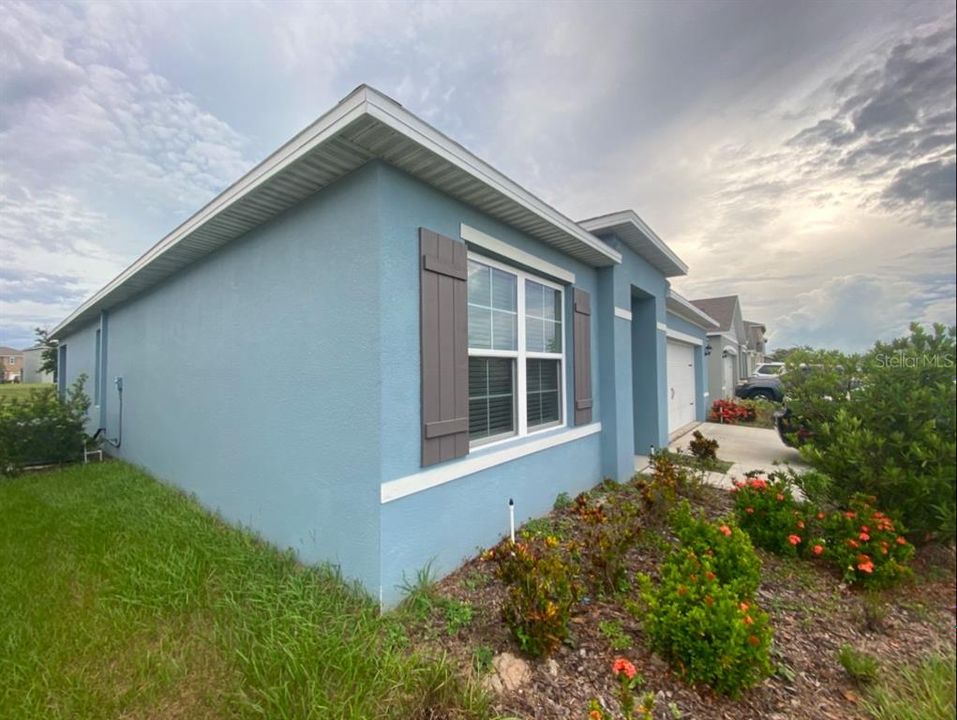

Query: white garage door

[723,355,736,398]
[667,340,696,434]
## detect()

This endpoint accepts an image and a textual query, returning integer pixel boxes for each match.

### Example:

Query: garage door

[723,355,736,398]
[667,340,696,434]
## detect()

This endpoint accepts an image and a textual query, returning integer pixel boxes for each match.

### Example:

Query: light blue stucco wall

[373,162,604,605]
[59,162,386,594]
[665,312,710,422]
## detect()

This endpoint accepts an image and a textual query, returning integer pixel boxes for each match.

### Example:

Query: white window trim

[467,251,568,449]
[461,223,576,284]
[381,422,603,503]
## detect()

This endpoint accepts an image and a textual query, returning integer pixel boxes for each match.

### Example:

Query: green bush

[578,491,643,593]
[731,473,811,557]
[484,536,581,657]
[819,494,915,589]
[0,376,90,476]
[838,643,880,683]
[638,549,773,697]
[792,324,956,542]
[669,501,762,598]
[688,430,718,461]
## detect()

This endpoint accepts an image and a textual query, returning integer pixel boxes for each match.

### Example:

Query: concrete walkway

[637,421,807,488]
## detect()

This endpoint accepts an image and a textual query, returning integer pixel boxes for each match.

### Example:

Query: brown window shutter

[573,288,593,425]
[420,227,470,466]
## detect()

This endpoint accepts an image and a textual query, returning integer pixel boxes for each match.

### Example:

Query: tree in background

[786,324,956,543]
[34,327,58,382]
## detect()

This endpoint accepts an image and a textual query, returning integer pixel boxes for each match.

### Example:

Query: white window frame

[467,251,567,449]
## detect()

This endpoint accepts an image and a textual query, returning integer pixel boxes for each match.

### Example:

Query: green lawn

[0,462,489,720]
[0,383,53,400]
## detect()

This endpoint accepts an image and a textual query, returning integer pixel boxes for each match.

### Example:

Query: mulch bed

[406,484,956,720]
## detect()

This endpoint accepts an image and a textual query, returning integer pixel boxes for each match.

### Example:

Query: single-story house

[690,295,749,401]
[21,346,54,384]
[53,85,712,606]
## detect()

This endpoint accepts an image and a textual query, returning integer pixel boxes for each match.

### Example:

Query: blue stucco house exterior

[52,85,716,606]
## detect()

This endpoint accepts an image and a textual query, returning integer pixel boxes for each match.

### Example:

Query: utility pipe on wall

[508,498,515,543]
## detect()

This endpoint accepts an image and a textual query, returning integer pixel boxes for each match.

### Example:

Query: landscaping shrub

[634,453,703,517]
[484,536,581,657]
[789,324,957,542]
[709,398,754,424]
[669,501,762,598]
[688,430,718,461]
[578,491,643,593]
[818,494,915,589]
[731,473,811,557]
[0,376,90,476]
[637,549,773,697]
[737,397,778,427]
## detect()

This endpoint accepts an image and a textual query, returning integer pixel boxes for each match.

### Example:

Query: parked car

[735,375,784,402]
[752,362,785,377]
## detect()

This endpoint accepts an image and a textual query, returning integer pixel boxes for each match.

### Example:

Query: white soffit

[666,290,719,329]
[53,85,621,338]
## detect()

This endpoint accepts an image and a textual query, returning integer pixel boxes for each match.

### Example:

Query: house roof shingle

[689,296,739,332]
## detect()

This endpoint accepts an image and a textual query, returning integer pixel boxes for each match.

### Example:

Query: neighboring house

[0,346,24,382]
[52,85,711,606]
[689,295,748,401]
[743,320,768,377]
[22,346,54,384]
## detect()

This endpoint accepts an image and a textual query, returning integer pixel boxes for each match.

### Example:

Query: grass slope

[0,462,489,720]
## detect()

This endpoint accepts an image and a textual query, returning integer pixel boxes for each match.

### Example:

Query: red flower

[860,525,870,533]
[856,554,874,573]
[718,524,732,537]
[612,657,637,679]
[859,532,870,542]
[788,534,802,546]
[812,544,824,556]
[845,511,857,519]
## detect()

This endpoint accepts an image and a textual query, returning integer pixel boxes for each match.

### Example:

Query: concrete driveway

[666,421,807,487]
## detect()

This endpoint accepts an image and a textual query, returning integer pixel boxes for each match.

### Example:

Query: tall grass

[862,652,956,720]
[0,462,489,720]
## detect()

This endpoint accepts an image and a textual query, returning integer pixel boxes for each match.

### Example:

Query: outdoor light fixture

[704,343,713,356]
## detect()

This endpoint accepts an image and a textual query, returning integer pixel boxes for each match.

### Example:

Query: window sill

[381,422,602,504]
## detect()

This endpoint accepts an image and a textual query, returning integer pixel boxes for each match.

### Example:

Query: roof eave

[666,290,720,329]
[578,210,688,277]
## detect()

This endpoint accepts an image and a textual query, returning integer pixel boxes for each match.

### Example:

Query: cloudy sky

[1,0,954,352]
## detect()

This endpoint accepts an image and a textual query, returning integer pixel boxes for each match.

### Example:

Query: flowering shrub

[689,430,719,461]
[709,398,755,425]
[637,549,773,697]
[819,494,915,589]
[586,658,655,720]
[669,501,762,598]
[731,473,812,557]
[484,536,581,657]
[578,492,643,593]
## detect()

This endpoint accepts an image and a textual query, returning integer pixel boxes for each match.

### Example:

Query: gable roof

[0,346,24,356]
[578,209,688,277]
[52,85,622,338]
[689,296,740,333]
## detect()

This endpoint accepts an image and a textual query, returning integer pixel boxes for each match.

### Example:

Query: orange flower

[748,634,760,646]
[856,554,874,573]
[677,585,688,596]
[847,538,860,548]
[589,711,602,720]
[816,511,826,520]
[746,507,755,514]
[776,493,785,501]
[705,571,716,582]
[612,657,637,679]
[844,511,857,519]
[896,536,907,545]
[704,595,715,607]
[859,532,870,542]
[788,534,802,545]
[812,544,824,556]
[739,602,750,612]
[718,524,732,537]
[796,520,805,529]
[743,614,754,625]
